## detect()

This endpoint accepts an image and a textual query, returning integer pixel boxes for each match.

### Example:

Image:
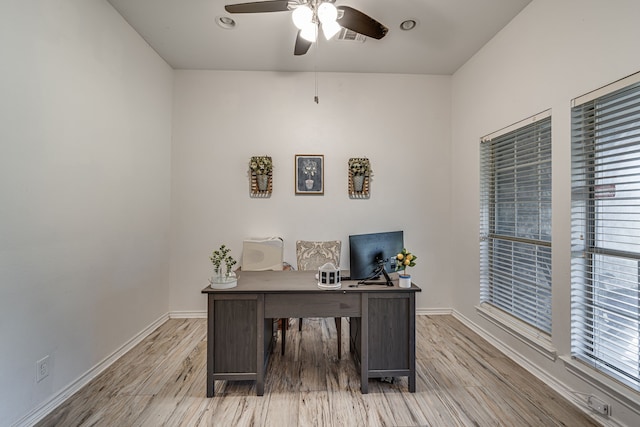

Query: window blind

[480,113,552,334]
[571,73,640,390]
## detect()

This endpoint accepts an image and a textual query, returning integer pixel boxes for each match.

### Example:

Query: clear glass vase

[210,268,237,289]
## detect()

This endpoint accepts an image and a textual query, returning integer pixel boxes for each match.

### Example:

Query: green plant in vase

[210,244,237,284]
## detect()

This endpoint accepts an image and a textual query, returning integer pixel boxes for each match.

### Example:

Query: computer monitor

[348,231,404,283]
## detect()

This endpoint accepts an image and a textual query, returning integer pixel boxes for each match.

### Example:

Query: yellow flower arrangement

[395,248,417,275]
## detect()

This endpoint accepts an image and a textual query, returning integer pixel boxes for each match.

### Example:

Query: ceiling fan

[224,0,389,56]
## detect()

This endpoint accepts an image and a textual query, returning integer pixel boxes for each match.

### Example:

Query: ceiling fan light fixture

[223,0,388,56]
[322,21,341,40]
[317,2,338,24]
[292,5,313,30]
[300,23,318,42]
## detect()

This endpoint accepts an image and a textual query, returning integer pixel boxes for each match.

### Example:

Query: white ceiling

[106,0,531,75]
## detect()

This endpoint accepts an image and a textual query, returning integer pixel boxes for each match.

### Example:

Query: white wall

[0,1,173,425]
[170,70,452,313]
[451,0,640,425]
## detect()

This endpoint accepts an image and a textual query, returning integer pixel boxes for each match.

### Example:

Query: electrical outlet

[36,355,50,382]
[587,395,609,416]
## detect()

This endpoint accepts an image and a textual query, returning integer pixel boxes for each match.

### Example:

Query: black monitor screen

[348,231,404,280]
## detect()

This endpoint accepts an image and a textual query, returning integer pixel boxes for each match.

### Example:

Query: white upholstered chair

[289,240,343,358]
[240,238,289,355]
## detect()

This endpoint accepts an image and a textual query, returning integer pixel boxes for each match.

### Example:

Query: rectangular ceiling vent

[336,28,366,43]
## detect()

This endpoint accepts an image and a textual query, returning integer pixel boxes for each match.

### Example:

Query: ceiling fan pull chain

[314,38,319,104]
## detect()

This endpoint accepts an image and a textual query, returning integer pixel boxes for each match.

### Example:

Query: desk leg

[256,294,265,396]
[206,295,215,397]
[409,292,416,392]
[336,317,342,359]
[281,319,286,355]
[360,293,369,394]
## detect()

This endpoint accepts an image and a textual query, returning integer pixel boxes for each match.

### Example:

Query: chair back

[296,240,341,271]
[242,237,284,271]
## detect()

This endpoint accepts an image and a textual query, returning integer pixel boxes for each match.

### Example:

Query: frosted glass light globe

[322,21,341,40]
[292,5,313,29]
[317,2,337,24]
[300,22,318,42]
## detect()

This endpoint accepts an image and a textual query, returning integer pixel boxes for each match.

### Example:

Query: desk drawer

[265,293,361,318]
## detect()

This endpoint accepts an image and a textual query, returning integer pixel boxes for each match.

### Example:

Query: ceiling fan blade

[294,30,312,56]
[336,6,388,40]
[225,0,290,14]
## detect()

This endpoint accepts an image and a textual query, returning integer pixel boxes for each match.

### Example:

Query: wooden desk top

[201,270,421,294]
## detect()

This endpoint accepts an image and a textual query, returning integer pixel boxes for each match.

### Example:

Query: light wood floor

[36,315,600,426]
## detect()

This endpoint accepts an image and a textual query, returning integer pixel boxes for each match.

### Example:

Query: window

[480,112,552,334]
[571,72,640,390]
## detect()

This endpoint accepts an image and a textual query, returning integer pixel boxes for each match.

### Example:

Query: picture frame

[295,154,324,195]
[348,157,371,199]
[249,155,273,198]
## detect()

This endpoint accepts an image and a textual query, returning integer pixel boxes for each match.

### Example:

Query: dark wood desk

[201,270,421,396]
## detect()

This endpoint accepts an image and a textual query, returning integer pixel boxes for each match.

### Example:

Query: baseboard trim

[451,309,621,427]
[416,307,452,316]
[170,310,207,319]
[14,313,169,427]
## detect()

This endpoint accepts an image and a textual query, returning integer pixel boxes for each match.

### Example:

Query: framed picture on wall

[295,154,324,195]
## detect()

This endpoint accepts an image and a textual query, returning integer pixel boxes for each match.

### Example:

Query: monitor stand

[359,264,394,286]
